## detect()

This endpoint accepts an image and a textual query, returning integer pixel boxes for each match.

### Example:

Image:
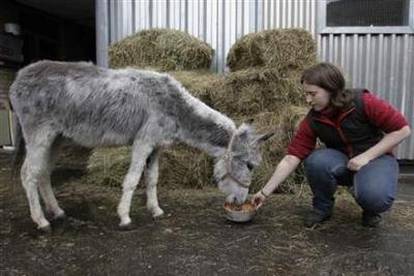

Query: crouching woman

[252,62,411,227]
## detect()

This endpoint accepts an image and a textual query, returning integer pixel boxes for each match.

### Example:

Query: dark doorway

[15,0,95,65]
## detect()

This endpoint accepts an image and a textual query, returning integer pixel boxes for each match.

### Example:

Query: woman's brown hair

[301,62,354,110]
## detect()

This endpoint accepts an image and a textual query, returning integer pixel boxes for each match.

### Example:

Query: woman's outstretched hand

[251,190,268,209]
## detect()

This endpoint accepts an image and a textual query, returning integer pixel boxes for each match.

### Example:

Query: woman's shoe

[362,211,382,227]
[304,209,332,228]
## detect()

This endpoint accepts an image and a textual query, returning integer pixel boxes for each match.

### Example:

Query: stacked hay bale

[109,28,214,71]
[86,28,317,193]
[53,139,92,172]
[207,68,304,116]
[226,28,317,73]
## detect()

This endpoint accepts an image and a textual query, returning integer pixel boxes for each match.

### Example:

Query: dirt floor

[1,151,414,276]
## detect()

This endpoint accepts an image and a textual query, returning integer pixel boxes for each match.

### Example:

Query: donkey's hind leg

[21,130,57,231]
[117,141,154,227]
[38,147,65,221]
[145,148,164,218]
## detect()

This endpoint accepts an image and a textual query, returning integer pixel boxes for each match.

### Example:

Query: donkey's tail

[11,113,25,179]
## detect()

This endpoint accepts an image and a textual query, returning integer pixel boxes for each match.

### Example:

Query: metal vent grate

[327,0,410,27]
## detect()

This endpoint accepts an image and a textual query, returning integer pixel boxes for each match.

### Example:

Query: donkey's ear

[236,123,254,142]
[256,132,275,143]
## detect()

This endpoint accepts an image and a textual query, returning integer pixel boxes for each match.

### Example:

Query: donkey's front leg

[145,148,164,218]
[117,142,154,227]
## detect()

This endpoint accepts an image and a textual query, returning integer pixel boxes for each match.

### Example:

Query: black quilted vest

[307,89,384,157]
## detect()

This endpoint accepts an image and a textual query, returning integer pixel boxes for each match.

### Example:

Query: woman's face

[303,82,331,111]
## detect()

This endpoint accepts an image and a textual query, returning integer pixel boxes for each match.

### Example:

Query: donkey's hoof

[38,224,52,234]
[51,214,68,228]
[52,213,67,222]
[118,223,137,231]
[151,207,164,218]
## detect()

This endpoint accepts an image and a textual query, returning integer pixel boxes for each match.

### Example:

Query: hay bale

[226,28,317,72]
[159,145,214,189]
[84,145,214,189]
[279,105,309,141]
[86,146,131,187]
[51,138,91,174]
[207,68,305,116]
[168,70,223,106]
[109,28,214,71]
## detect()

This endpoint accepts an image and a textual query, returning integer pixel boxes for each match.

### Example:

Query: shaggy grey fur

[10,60,271,230]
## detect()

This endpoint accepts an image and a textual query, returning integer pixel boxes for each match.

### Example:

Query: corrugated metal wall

[106,0,414,159]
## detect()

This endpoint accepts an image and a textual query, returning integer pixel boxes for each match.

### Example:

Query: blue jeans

[304,148,398,215]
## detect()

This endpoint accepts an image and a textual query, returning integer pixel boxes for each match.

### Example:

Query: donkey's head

[214,123,273,204]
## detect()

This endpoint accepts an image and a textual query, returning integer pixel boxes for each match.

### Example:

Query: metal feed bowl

[224,202,257,222]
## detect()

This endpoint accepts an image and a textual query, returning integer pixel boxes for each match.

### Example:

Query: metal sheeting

[106,0,414,159]
[96,0,109,67]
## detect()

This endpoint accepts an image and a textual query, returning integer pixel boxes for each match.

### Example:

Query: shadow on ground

[1,151,413,275]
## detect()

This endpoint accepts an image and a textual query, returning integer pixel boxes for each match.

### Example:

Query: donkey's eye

[246,162,254,171]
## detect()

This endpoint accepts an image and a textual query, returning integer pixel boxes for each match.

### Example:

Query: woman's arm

[348,125,411,171]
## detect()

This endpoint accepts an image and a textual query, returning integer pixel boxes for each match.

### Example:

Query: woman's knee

[354,155,398,213]
[356,192,395,213]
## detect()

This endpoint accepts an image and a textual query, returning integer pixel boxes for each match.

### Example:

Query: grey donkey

[10,60,273,232]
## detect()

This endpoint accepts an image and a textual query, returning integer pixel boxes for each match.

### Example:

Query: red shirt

[287,90,409,160]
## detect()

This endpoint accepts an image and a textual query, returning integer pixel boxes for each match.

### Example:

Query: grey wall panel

[106,0,414,159]
[96,0,108,67]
